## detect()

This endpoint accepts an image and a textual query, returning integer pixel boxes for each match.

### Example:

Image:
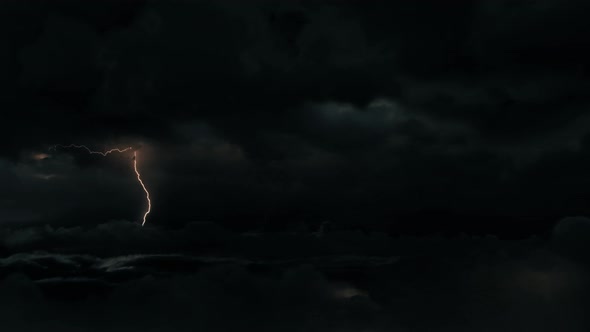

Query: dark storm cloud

[397,0,590,141]
[552,216,590,263]
[4,2,590,330]
[2,0,590,232]
[0,265,385,332]
[0,219,590,331]
[4,0,590,148]
[0,153,145,225]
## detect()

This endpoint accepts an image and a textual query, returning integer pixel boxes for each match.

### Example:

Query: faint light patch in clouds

[31,153,50,161]
[483,247,589,304]
[1,146,145,224]
[31,173,57,181]
[13,156,72,181]
[509,259,586,303]
[97,254,144,272]
[0,252,89,268]
[517,268,568,300]
[331,284,369,300]
[17,148,79,177]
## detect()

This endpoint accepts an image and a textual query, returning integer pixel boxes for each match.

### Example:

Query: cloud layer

[3,0,590,233]
[1,217,590,331]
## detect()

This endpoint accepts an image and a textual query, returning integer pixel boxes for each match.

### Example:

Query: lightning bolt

[51,144,133,156]
[51,144,152,226]
[133,151,151,226]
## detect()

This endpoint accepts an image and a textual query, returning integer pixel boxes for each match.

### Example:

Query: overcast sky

[3,0,590,236]
[5,2,590,331]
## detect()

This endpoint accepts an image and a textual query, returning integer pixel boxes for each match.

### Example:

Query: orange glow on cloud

[32,153,50,160]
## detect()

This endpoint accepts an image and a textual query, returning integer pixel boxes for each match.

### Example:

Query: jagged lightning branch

[133,151,151,226]
[51,144,152,226]
[51,144,133,156]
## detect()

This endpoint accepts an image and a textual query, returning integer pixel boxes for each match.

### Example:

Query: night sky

[3,1,590,331]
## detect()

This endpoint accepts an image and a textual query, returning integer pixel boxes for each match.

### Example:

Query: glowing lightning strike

[51,144,133,156]
[51,144,152,226]
[133,151,151,226]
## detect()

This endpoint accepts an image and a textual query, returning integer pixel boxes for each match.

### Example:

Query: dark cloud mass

[3,0,590,330]
[2,0,590,233]
[0,219,589,331]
